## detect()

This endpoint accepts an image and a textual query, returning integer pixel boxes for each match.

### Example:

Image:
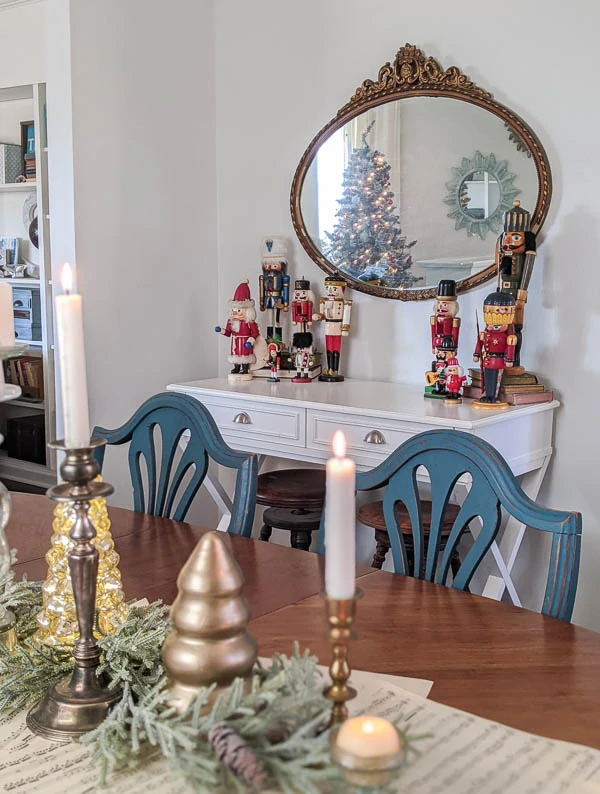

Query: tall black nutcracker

[495,200,536,367]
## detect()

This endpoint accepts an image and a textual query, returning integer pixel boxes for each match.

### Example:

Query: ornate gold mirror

[290,44,552,300]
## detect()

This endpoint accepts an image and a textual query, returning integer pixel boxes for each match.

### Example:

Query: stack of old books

[463,367,553,405]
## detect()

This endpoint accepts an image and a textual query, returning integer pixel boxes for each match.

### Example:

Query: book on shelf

[468,368,539,386]
[3,355,44,400]
[462,384,554,405]
[499,383,546,394]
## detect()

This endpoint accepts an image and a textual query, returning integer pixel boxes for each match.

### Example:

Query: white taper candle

[325,430,356,599]
[55,263,91,448]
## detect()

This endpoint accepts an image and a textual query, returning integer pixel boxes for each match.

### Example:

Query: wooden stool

[257,469,325,551]
[358,500,462,577]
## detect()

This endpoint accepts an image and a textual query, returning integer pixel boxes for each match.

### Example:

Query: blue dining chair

[92,392,257,535]
[318,429,581,621]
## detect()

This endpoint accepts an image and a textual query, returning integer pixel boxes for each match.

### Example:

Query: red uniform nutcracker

[312,275,352,383]
[443,357,467,404]
[267,341,281,383]
[472,291,517,408]
[291,278,315,383]
[215,280,261,383]
[430,279,460,354]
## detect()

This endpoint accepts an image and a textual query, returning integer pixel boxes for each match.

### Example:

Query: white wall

[0,2,45,90]
[215,0,599,629]
[61,0,219,523]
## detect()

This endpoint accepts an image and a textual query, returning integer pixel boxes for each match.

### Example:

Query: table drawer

[307,409,432,460]
[189,394,306,448]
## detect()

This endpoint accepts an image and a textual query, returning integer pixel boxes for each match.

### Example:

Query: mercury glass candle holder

[27,439,122,741]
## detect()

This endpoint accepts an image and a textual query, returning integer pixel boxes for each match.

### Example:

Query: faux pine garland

[0,558,342,792]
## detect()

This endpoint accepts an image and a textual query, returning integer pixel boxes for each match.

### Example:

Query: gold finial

[162,532,257,713]
[513,200,521,207]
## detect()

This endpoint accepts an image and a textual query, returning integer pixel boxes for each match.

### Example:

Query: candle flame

[61,263,73,295]
[332,430,347,459]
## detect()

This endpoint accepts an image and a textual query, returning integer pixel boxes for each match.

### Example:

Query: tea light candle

[0,282,14,347]
[325,430,356,599]
[55,263,91,449]
[336,716,403,758]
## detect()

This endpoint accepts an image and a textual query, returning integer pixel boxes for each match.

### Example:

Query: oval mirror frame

[290,43,552,301]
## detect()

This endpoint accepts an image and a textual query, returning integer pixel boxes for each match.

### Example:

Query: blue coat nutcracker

[259,236,290,343]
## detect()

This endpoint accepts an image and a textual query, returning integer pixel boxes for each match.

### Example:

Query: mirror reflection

[460,172,500,219]
[299,96,539,292]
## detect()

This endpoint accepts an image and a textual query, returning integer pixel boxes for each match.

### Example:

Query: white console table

[167,377,559,606]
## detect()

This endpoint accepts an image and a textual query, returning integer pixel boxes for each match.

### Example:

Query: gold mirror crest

[290,43,552,301]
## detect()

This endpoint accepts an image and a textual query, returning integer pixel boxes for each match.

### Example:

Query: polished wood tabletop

[6,493,600,750]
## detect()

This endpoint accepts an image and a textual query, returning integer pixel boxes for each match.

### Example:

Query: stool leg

[290,530,312,551]
[450,551,461,580]
[259,524,272,542]
[372,530,390,569]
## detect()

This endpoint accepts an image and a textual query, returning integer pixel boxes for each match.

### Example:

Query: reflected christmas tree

[323,121,419,289]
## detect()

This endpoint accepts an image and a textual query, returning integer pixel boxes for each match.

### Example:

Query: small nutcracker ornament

[266,341,281,382]
[215,280,261,383]
[431,279,460,354]
[259,236,290,343]
[443,357,467,404]
[312,274,352,382]
[424,337,457,399]
[495,200,537,366]
[472,290,517,408]
[291,278,316,384]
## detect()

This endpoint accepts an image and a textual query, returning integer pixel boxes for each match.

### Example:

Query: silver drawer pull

[364,429,386,445]
[233,412,252,425]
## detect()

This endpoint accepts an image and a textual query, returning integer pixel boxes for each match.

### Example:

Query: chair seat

[358,499,461,535]
[257,468,326,509]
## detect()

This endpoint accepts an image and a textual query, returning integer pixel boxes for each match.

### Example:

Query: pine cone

[208,723,267,788]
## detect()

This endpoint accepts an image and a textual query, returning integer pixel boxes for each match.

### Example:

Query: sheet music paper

[2,676,600,792]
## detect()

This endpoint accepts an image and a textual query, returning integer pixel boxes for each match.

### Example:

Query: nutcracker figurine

[312,274,352,382]
[215,280,261,383]
[431,279,460,354]
[424,337,457,399]
[443,357,467,404]
[291,278,315,384]
[472,290,517,408]
[495,200,537,366]
[259,236,290,343]
[266,341,281,382]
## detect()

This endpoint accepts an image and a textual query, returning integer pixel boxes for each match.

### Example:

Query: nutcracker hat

[483,289,516,325]
[447,357,459,367]
[439,336,457,352]
[324,273,348,288]
[295,278,310,290]
[230,279,254,309]
[436,279,457,300]
[503,200,531,233]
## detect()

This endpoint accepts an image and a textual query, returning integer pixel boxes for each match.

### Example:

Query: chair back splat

[93,392,257,534]
[319,429,581,621]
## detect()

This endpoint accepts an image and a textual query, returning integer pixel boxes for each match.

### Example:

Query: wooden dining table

[6,492,600,752]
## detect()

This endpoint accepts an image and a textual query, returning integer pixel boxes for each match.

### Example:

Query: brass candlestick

[323,592,359,725]
[27,439,122,742]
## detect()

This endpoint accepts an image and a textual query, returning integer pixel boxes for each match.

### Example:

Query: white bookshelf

[0,82,56,489]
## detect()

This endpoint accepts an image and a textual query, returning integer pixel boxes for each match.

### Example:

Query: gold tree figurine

[162,531,258,713]
[35,482,128,646]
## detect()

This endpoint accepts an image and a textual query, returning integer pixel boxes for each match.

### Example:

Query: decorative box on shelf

[13,287,41,343]
[0,143,22,184]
